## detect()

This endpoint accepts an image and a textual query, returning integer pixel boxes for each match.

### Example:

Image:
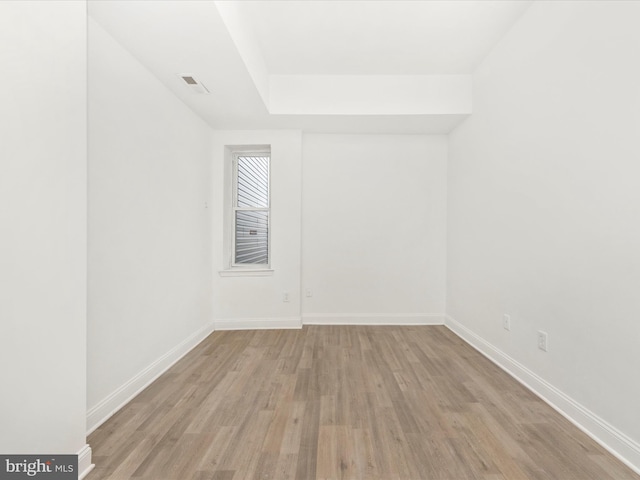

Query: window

[232,152,270,267]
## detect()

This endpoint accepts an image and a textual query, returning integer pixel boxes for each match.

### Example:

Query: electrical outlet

[283,292,290,303]
[503,314,511,331]
[305,289,313,298]
[537,331,548,351]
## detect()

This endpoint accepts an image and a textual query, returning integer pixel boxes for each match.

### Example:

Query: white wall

[0,0,88,461]
[447,0,640,469]
[212,130,302,328]
[87,19,213,429]
[302,134,447,324]
[269,75,471,115]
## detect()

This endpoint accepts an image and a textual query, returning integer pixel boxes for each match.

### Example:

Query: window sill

[219,269,274,277]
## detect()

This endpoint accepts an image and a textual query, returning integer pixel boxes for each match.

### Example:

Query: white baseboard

[214,317,302,330]
[86,321,216,435]
[303,313,445,326]
[78,444,93,480]
[444,315,640,476]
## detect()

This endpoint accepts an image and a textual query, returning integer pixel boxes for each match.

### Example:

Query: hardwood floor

[88,326,639,480]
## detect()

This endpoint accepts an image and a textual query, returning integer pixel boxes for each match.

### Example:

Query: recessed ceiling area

[89,0,533,134]
[231,0,533,75]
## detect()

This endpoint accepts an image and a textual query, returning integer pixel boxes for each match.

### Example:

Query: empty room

[2,0,640,479]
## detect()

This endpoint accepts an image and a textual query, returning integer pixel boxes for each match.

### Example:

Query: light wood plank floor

[88,326,639,480]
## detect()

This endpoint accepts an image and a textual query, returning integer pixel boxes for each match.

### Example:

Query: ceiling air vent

[178,74,210,95]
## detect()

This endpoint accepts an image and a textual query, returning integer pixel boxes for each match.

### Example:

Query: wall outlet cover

[537,331,548,351]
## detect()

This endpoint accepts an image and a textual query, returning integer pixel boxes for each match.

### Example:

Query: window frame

[230,150,271,269]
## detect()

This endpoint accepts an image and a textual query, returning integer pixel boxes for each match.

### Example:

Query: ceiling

[233,1,532,75]
[88,0,533,134]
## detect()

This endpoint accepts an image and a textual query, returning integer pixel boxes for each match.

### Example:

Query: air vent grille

[177,73,210,94]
